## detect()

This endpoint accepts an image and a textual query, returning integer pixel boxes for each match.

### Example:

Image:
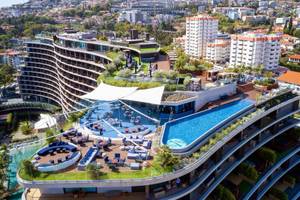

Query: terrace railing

[243,147,300,200]
[0,101,60,114]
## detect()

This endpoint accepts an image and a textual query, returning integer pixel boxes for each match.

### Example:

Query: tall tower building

[185,15,218,58]
[229,33,281,70]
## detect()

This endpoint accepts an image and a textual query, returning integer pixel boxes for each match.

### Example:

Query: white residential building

[185,15,218,58]
[229,33,282,70]
[206,39,230,63]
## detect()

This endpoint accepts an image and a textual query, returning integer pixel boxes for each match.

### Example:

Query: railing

[243,147,300,200]
[198,120,299,200]
[0,101,60,113]
[256,156,300,200]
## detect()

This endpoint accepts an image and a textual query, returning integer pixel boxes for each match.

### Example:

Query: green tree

[0,64,16,86]
[154,146,180,169]
[46,129,56,144]
[215,185,236,200]
[293,28,300,38]
[105,63,117,75]
[257,147,277,169]
[0,145,9,197]
[288,17,294,34]
[20,121,33,135]
[21,160,37,178]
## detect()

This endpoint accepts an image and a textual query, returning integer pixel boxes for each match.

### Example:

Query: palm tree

[21,160,37,178]
[20,121,33,135]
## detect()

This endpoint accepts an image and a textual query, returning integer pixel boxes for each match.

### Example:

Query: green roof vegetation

[19,166,167,181]
[18,146,175,181]
[106,51,121,60]
[239,180,252,195]
[139,47,159,53]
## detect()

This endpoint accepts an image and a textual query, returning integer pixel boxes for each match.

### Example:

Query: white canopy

[34,114,57,130]
[122,86,165,105]
[81,82,138,101]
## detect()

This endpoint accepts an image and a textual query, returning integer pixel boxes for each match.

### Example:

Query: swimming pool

[8,143,42,200]
[80,101,157,138]
[162,99,254,151]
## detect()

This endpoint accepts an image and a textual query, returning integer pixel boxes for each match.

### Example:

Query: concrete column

[145,185,150,199]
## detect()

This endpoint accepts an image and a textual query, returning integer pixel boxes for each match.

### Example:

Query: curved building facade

[18,34,159,113]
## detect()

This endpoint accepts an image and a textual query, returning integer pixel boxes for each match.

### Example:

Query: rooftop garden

[97,53,193,91]
[174,48,213,73]
[139,47,159,53]
[18,145,178,181]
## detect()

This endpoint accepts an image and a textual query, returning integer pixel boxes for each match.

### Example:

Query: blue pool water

[80,101,157,138]
[8,144,42,200]
[162,99,254,150]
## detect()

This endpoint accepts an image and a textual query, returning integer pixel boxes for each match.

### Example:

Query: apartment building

[229,33,281,70]
[206,39,230,63]
[185,15,218,58]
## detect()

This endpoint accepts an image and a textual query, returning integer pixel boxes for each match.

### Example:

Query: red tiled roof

[278,70,300,86]
[289,54,300,60]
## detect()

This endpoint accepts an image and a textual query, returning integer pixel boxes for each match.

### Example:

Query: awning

[122,86,165,105]
[34,114,57,130]
[81,82,138,101]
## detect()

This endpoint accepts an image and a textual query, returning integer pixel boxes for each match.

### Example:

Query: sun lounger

[130,162,140,170]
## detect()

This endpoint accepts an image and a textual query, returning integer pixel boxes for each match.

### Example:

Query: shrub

[105,63,117,75]
[268,188,288,200]
[117,69,132,78]
[6,113,13,125]
[86,164,102,179]
[257,147,277,166]
[284,175,296,185]
[238,163,258,181]
[183,76,191,86]
[215,185,236,200]
[167,70,179,80]
[68,110,87,123]
[154,145,180,169]
[153,70,168,79]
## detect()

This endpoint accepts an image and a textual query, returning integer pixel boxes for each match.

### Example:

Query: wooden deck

[35,138,153,173]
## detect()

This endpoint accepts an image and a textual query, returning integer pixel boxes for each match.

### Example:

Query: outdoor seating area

[37,141,77,156]
[77,147,98,170]
[33,140,81,172]
[79,101,157,138]
[32,126,154,174]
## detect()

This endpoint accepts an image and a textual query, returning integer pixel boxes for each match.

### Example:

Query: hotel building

[18,89,300,200]
[205,39,230,63]
[185,15,218,58]
[229,33,281,70]
[18,33,160,113]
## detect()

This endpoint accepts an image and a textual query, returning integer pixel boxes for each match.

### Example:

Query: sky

[0,0,28,8]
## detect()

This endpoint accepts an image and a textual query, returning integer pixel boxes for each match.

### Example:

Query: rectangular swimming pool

[161,99,254,151]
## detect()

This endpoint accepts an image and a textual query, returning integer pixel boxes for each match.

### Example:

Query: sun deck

[29,133,154,177]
